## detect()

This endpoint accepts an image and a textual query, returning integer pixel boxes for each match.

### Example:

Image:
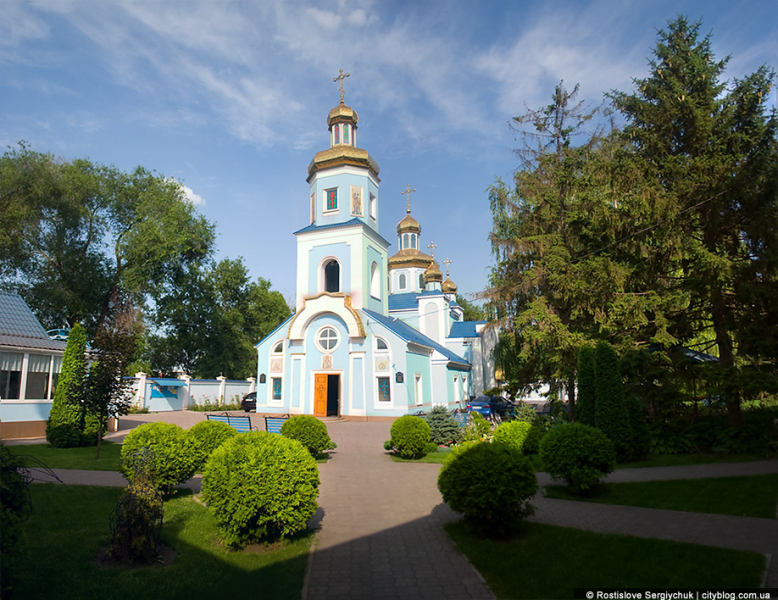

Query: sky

[2,0,776,306]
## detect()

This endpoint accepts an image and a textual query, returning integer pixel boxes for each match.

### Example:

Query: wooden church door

[314,374,328,417]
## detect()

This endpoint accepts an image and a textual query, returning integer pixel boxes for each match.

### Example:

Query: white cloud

[176,182,206,206]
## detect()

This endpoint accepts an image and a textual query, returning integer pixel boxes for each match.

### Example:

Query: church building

[254,75,495,419]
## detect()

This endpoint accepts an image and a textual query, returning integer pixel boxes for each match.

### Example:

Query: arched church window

[399,274,407,290]
[411,234,417,249]
[317,327,339,352]
[343,124,350,144]
[370,262,380,298]
[419,273,424,290]
[334,124,340,144]
[376,338,388,351]
[272,341,284,354]
[402,233,409,249]
[324,260,340,293]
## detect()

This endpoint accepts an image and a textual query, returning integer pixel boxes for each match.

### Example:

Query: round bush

[390,415,431,458]
[494,421,541,455]
[539,423,616,493]
[120,422,198,493]
[189,420,237,470]
[438,442,537,536]
[280,415,334,456]
[201,431,319,547]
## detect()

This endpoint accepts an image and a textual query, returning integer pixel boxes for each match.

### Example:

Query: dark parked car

[241,391,257,413]
[466,395,515,419]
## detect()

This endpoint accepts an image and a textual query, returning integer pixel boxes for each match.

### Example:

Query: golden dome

[327,102,359,127]
[307,145,380,180]
[423,260,443,283]
[387,248,433,271]
[396,214,421,234]
[442,277,458,293]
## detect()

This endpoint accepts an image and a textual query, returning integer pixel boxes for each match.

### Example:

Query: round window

[317,327,339,351]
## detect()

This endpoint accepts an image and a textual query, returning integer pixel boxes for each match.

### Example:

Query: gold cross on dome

[401,184,416,214]
[443,257,452,277]
[333,69,350,104]
[427,241,437,258]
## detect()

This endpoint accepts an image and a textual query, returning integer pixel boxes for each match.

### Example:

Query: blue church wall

[365,244,385,314]
[307,242,351,297]
[350,354,365,412]
[405,352,432,411]
[303,313,351,414]
[430,362,450,407]
[312,172,379,229]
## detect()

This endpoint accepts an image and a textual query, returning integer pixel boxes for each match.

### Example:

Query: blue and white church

[255,78,496,419]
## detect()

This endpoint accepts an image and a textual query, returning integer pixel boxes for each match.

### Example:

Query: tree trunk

[566,374,576,422]
[711,289,741,428]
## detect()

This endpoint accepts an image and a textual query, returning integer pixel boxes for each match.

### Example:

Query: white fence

[126,373,256,412]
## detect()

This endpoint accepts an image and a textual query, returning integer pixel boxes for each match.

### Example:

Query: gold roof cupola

[308,69,380,181]
[423,242,443,286]
[397,184,421,235]
[442,257,458,293]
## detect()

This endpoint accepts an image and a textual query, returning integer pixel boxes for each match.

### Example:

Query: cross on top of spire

[427,241,437,258]
[333,69,350,104]
[401,184,417,214]
[443,257,452,277]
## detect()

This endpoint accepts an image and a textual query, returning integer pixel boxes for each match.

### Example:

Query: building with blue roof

[254,81,495,419]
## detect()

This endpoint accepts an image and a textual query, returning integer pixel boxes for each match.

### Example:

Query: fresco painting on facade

[253,73,496,420]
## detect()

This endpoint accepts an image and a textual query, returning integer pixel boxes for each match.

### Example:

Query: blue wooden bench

[452,411,468,427]
[206,413,254,433]
[264,415,290,434]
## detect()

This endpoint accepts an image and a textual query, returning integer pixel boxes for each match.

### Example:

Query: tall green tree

[46,322,87,448]
[611,16,778,426]
[594,341,632,458]
[576,346,596,426]
[149,257,291,378]
[0,145,215,339]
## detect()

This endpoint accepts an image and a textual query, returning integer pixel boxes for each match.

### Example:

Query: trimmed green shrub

[120,422,198,493]
[107,448,163,564]
[443,440,482,466]
[189,420,237,470]
[648,422,695,454]
[426,406,463,446]
[202,431,319,547]
[577,346,597,427]
[494,421,541,455]
[540,423,616,493]
[462,412,493,443]
[594,341,632,458]
[390,415,431,458]
[47,323,87,448]
[438,442,537,536]
[280,415,335,456]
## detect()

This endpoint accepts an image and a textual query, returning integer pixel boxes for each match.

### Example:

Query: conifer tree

[611,16,778,426]
[594,341,632,458]
[576,346,597,426]
[46,323,87,448]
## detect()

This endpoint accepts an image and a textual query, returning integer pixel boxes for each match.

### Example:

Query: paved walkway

[18,416,778,597]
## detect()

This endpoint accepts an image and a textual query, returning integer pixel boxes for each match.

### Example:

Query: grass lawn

[617,451,777,469]
[8,484,312,600]
[8,441,123,471]
[445,520,766,600]
[543,473,778,519]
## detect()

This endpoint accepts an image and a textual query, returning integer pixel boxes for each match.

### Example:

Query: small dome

[328,102,359,127]
[442,277,458,293]
[423,260,443,283]
[396,214,421,234]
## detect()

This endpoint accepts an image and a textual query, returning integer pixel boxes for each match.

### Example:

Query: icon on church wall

[375,356,390,372]
[322,354,333,370]
[351,186,363,216]
[270,359,283,373]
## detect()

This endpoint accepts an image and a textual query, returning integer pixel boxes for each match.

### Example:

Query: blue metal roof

[448,321,486,339]
[387,293,419,311]
[293,218,363,235]
[363,309,470,368]
[0,292,68,351]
